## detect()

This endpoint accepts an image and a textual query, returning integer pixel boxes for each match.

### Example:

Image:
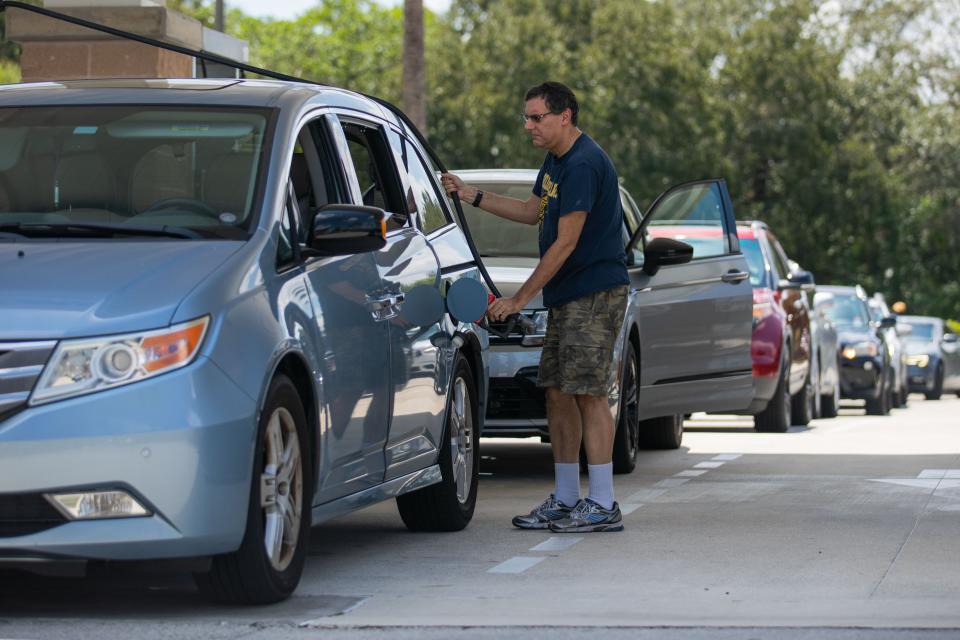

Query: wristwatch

[471,190,484,207]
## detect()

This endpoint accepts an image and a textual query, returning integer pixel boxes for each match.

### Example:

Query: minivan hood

[0,241,243,340]
[484,256,543,309]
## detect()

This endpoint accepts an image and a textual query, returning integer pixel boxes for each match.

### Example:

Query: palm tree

[402,0,427,133]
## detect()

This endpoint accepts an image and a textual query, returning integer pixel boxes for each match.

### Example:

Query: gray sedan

[454,169,754,473]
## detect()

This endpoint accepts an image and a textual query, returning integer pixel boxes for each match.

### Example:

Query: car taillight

[753,288,776,324]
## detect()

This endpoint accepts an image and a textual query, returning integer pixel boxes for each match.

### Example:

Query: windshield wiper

[0,222,203,240]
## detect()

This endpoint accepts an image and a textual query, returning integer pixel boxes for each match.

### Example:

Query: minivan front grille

[0,341,56,421]
[0,493,68,537]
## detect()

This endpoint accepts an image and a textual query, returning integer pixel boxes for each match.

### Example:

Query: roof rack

[0,0,501,297]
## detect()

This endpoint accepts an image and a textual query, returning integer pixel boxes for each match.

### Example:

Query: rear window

[0,106,271,239]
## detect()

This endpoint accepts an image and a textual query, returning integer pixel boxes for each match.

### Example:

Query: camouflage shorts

[537,285,629,396]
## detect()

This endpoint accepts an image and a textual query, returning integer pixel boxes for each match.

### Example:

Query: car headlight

[842,341,878,359]
[530,310,549,335]
[905,354,930,367]
[31,316,209,405]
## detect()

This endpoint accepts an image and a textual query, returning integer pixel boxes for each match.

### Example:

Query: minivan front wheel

[194,374,312,604]
[397,353,478,531]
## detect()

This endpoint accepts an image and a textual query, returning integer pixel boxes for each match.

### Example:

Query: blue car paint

[0,80,488,563]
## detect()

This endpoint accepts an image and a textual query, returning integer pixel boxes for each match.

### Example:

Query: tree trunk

[402,0,427,134]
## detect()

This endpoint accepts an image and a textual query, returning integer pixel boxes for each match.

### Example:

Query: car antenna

[0,0,503,299]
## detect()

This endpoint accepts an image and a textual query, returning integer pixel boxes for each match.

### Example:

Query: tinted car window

[764,231,792,279]
[643,183,727,259]
[0,106,269,239]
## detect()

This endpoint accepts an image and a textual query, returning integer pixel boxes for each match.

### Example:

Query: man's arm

[441,172,540,225]
[488,211,587,320]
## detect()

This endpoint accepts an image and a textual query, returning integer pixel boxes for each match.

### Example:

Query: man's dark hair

[525,82,579,126]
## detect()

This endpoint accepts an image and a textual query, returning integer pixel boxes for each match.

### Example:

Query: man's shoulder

[570,134,614,169]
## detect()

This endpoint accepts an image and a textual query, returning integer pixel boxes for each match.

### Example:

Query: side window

[765,231,792,280]
[275,118,340,268]
[338,120,407,231]
[275,195,297,270]
[630,182,728,265]
[386,130,451,234]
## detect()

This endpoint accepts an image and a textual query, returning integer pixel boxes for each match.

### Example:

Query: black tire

[397,353,478,532]
[755,353,791,433]
[820,379,840,419]
[612,341,640,473]
[924,365,943,400]
[194,374,313,604]
[638,414,684,449]
[865,372,891,415]
[790,368,815,427]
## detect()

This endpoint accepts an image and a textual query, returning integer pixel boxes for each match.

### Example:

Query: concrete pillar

[6,0,247,82]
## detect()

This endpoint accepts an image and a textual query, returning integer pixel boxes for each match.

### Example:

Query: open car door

[626,179,754,419]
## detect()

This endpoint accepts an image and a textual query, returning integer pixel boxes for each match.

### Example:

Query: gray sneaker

[511,494,575,530]
[549,498,624,533]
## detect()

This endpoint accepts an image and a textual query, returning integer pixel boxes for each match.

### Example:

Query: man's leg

[545,386,582,508]
[577,393,616,510]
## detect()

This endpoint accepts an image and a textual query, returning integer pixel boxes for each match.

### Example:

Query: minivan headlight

[31,317,209,404]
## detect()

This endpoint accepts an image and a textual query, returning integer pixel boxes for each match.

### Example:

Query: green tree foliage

[1,0,956,320]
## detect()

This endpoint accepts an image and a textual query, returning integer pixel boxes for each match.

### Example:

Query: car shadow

[0,565,361,619]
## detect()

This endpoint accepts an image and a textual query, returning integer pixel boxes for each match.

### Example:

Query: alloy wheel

[450,376,474,505]
[260,406,303,573]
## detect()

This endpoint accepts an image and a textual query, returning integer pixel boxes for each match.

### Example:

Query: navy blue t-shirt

[533,133,629,308]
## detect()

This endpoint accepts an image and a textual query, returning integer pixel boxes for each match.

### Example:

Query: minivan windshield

[822,293,871,328]
[460,181,540,257]
[0,106,270,240]
[900,320,937,342]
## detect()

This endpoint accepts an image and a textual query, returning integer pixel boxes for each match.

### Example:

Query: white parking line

[529,536,583,552]
[695,461,725,469]
[654,478,691,488]
[712,454,742,461]
[919,469,960,479]
[620,503,643,516]
[489,556,546,574]
[626,488,667,502]
[675,469,708,477]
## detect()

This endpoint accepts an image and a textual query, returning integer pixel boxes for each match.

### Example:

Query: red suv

[737,221,816,431]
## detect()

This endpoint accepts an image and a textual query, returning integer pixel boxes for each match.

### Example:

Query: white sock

[554,463,581,508]
[587,463,615,510]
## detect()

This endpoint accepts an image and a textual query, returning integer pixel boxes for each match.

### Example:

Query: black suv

[816,285,896,415]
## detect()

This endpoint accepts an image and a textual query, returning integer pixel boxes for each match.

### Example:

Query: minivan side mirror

[943,333,958,344]
[779,269,815,291]
[307,204,386,257]
[642,237,694,276]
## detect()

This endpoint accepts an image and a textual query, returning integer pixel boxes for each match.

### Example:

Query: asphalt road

[2,395,960,640]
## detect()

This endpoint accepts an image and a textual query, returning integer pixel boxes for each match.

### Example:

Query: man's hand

[441,172,477,203]
[487,296,525,322]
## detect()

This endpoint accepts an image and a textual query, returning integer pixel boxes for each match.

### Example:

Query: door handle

[366,292,405,321]
[721,270,749,284]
